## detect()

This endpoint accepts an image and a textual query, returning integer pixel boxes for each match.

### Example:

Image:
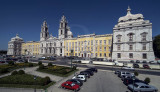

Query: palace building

[112,7,155,61]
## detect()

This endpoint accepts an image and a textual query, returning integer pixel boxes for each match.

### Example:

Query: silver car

[128,82,158,92]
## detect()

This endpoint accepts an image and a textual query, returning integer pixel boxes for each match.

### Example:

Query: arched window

[116,34,122,42]
[141,32,148,41]
[127,33,134,41]
[61,30,63,35]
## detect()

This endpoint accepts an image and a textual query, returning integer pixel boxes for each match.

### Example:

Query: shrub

[24,59,28,63]
[144,77,150,84]
[48,62,52,66]
[134,71,139,76]
[8,61,14,65]
[28,63,33,67]
[39,64,44,70]
[11,71,18,75]
[0,68,8,74]
[72,65,77,70]
[18,70,25,75]
[41,76,51,86]
[38,61,42,65]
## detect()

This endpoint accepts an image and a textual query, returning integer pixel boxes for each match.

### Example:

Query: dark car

[80,72,90,78]
[81,70,94,76]
[143,64,150,69]
[133,63,139,68]
[66,79,83,86]
[87,68,97,72]
[123,78,146,86]
[136,60,140,63]
[115,70,120,74]
[142,60,147,63]
[130,60,134,63]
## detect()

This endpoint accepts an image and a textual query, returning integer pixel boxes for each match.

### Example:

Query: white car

[72,75,87,82]
[122,66,135,70]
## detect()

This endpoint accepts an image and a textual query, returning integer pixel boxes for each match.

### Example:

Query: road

[31,58,160,76]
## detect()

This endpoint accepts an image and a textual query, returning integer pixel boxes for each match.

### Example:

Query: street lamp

[34,75,37,92]
[70,49,74,68]
[132,76,135,92]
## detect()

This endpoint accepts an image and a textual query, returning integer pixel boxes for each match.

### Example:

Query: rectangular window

[96,53,97,57]
[96,47,97,51]
[109,53,111,57]
[104,53,106,57]
[104,47,106,51]
[100,47,102,51]
[108,40,111,45]
[91,47,93,51]
[109,46,111,51]
[100,53,102,57]
[117,53,121,58]
[129,53,133,58]
[99,40,102,45]
[117,45,121,50]
[104,40,106,45]
[129,45,133,50]
[143,53,147,59]
[142,44,146,50]
[91,40,93,45]
[117,36,121,42]
[88,41,90,45]
[142,34,147,41]
[96,40,98,45]
[88,47,90,51]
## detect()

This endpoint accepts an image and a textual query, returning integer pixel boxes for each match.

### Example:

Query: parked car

[128,82,158,92]
[143,64,150,69]
[133,63,139,68]
[123,78,146,86]
[121,67,135,70]
[86,68,98,72]
[130,60,134,63]
[66,79,83,86]
[79,72,90,78]
[121,75,135,81]
[142,60,147,63]
[149,61,157,64]
[118,71,134,78]
[115,70,120,74]
[72,74,87,82]
[81,70,94,76]
[61,81,80,91]
[136,60,140,63]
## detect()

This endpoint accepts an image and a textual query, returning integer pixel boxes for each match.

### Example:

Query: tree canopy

[153,34,160,58]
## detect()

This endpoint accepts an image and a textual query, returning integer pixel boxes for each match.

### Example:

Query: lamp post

[70,50,73,68]
[132,77,135,92]
[34,76,37,92]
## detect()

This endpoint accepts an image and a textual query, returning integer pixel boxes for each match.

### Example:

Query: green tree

[153,34,160,58]
[11,71,18,75]
[18,70,25,75]
[48,62,52,66]
[38,61,42,65]
[134,71,139,76]
[144,77,150,84]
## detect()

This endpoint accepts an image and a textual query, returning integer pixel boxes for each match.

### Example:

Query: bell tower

[58,15,68,39]
[40,20,49,41]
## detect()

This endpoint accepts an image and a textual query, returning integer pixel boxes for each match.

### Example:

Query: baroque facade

[40,15,73,56]
[7,34,24,56]
[112,7,155,61]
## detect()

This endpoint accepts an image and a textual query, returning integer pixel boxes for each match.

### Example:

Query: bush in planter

[0,68,8,74]
[144,77,150,84]
[41,76,51,86]
[8,61,14,65]
[134,71,139,76]
[11,71,18,75]
[48,62,52,66]
[18,70,25,75]
[28,63,33,67]
[38,61,42,65]
[39,64,44,70]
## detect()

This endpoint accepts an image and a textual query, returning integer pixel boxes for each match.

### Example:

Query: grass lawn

[37,65,78,77]
[0,63,37,75]
[0,74,55,89]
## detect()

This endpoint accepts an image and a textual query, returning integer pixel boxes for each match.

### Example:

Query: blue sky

[0,0,160,50]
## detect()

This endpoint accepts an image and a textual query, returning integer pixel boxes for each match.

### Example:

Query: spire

[43,18,47,27]
[127,6,131,15]
[61,14,67,22]
[16,34,19,37]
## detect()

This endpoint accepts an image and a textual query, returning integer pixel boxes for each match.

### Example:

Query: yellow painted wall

[21,42,40,55]
[64,34,112,58]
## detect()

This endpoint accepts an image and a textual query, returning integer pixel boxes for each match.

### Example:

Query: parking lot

[78,70,130,92]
